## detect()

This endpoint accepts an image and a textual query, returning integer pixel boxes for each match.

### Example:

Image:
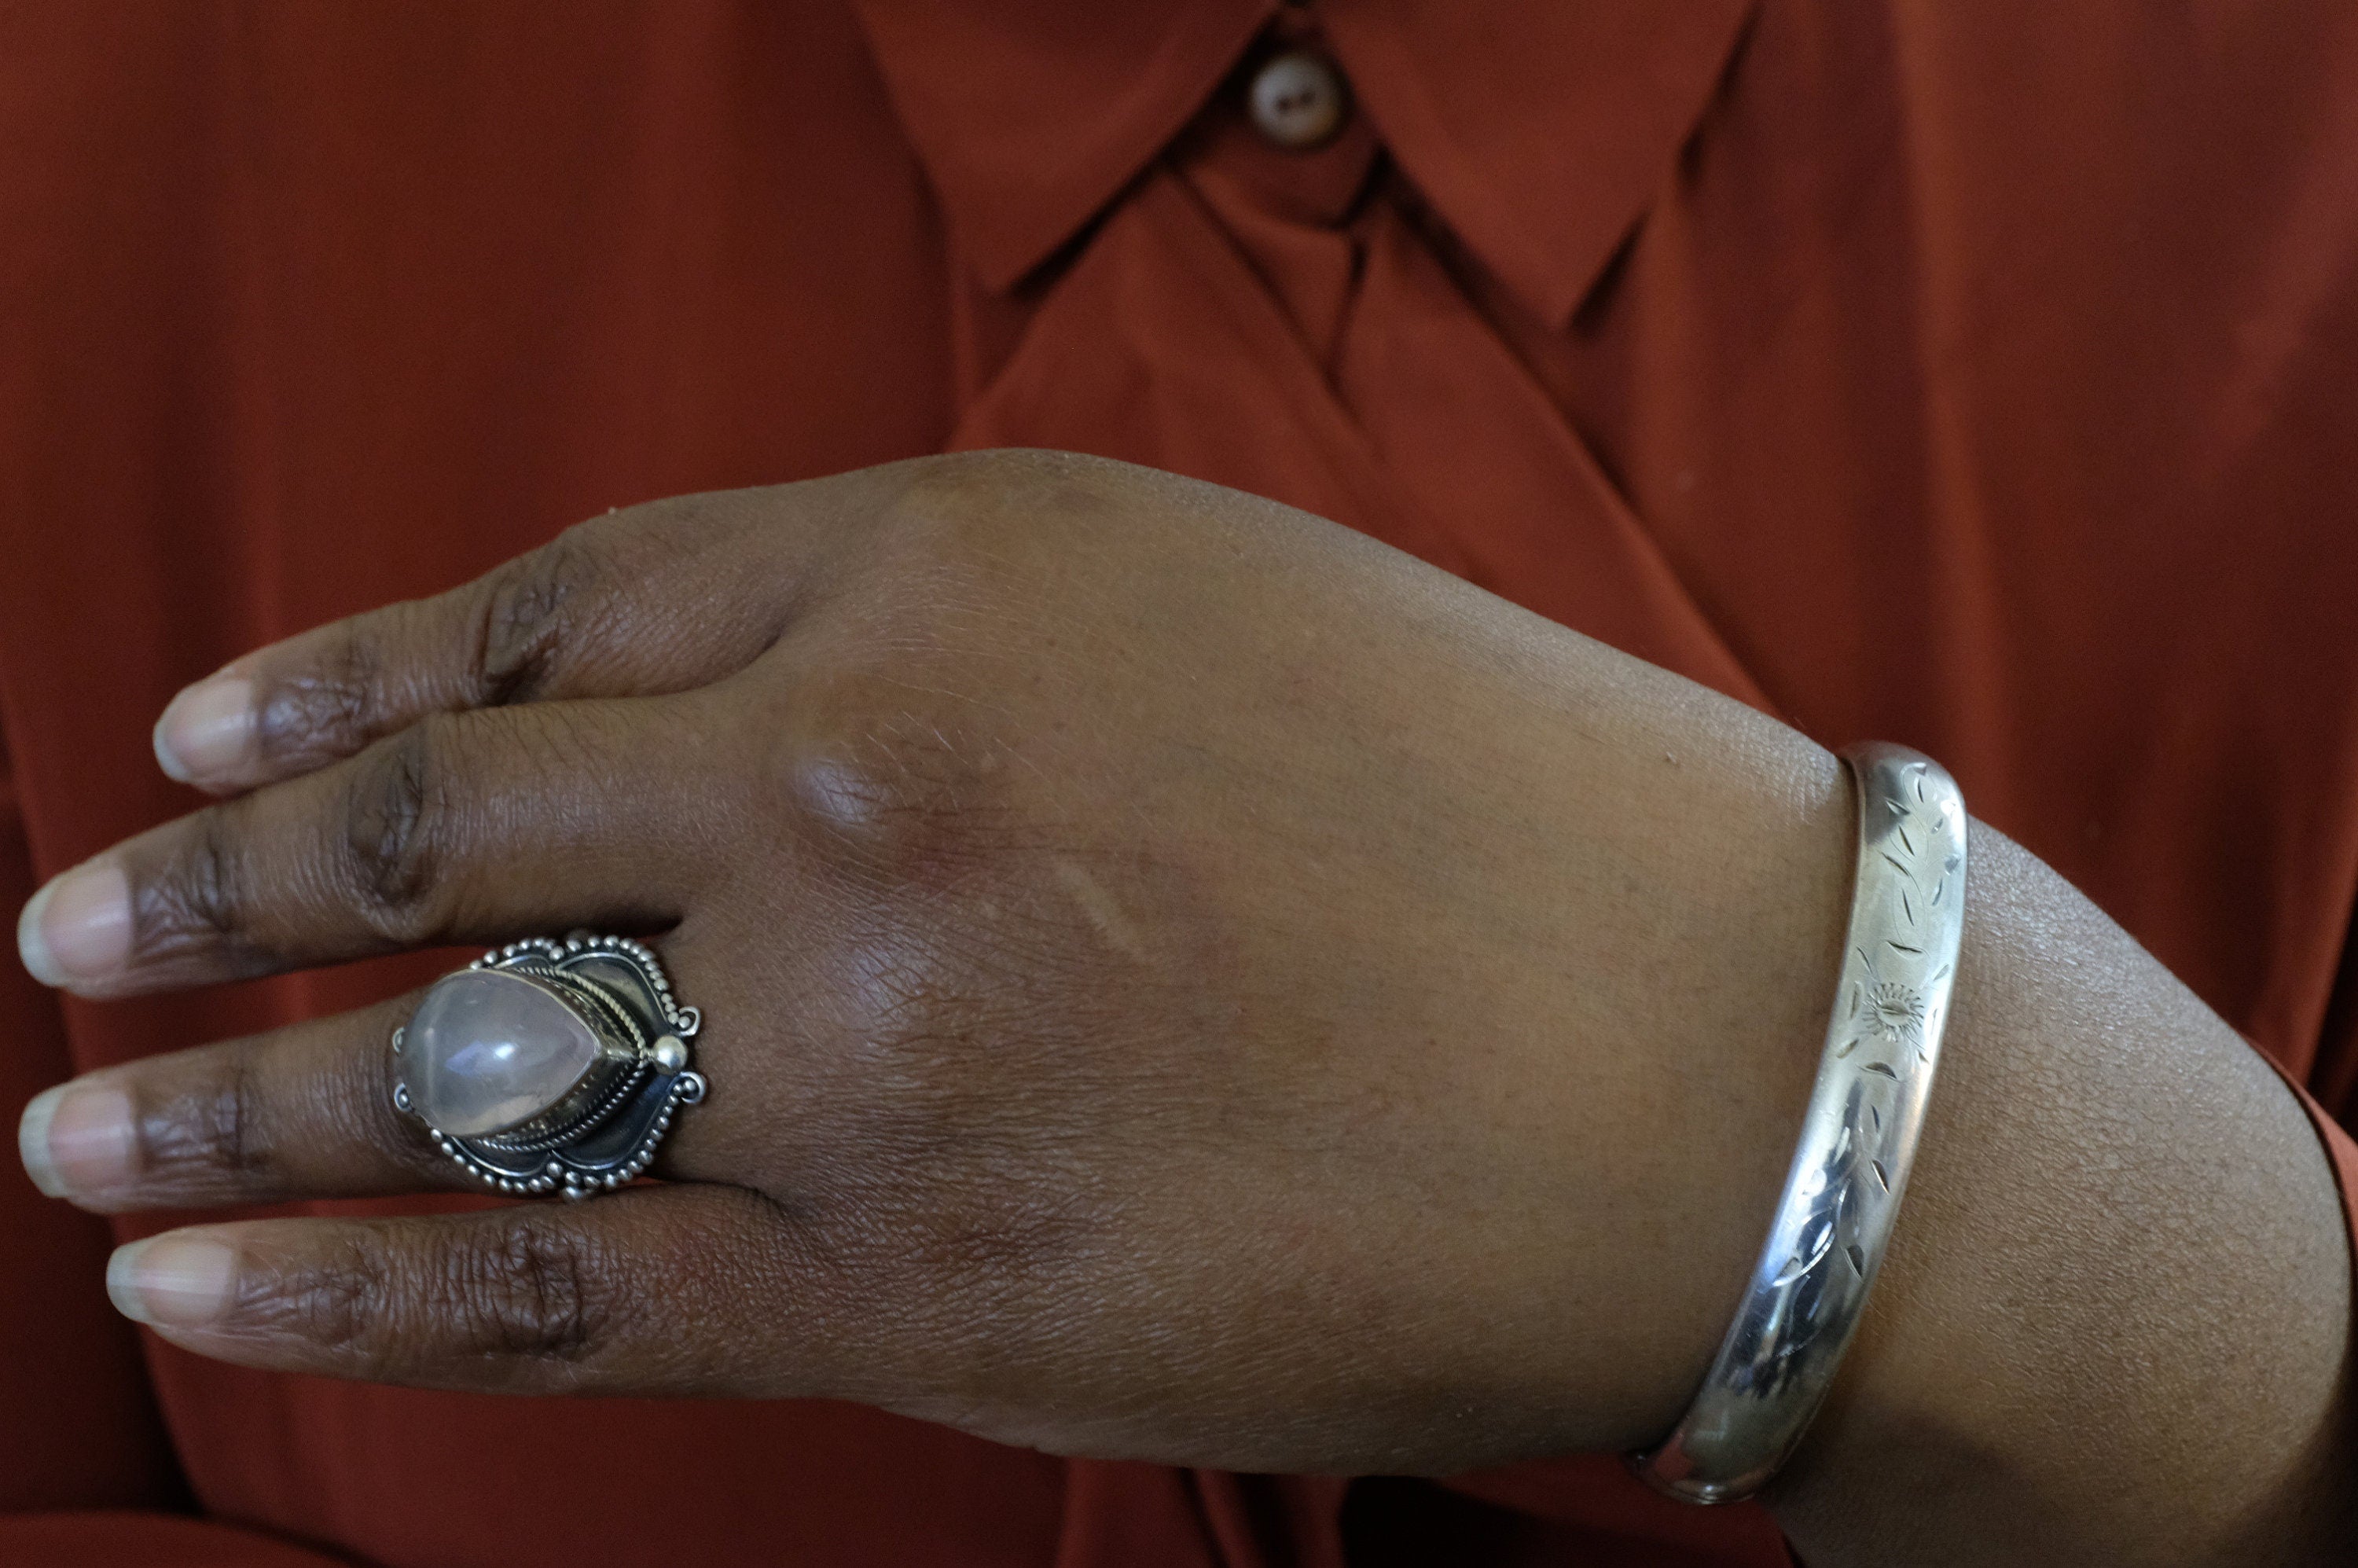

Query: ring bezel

[391,933,707,1200]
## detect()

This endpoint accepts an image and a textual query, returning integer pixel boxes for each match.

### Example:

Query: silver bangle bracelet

[1631,742,1967,1504]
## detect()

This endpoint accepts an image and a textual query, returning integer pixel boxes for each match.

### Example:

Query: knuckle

[254,615,395,768]
[130,801,259,960]
[273,1220,615,1377]
[274,1232,395,1364]
[869,454,1003,556]
[890,447,1062,507]
[431,1217,611,1363]
[476,531,612,704]
[785,716,1015,878]
[208,1044,264,1177]
[338,720,456,940]
[135,1041,269,1182]
[878,449,1120,546]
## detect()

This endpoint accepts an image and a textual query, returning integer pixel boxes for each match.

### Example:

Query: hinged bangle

[1631,742,1967,1504]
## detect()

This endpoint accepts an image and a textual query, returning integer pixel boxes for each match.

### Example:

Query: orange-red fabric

[0,757,184,1516]
[0,1512,353,1568]
[2,2,2355,1565]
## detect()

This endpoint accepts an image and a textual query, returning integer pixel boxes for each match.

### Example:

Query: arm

[14,453,2353,1565]
[1775,828,2355,1564]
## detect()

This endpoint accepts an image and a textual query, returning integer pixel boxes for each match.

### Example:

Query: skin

[12,452,2354,1563]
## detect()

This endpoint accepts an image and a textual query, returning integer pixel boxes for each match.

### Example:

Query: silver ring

[391,933,707,1201]
[1632,743,1967,1503]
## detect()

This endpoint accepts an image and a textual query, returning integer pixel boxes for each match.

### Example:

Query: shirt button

[1247,50,1349,151]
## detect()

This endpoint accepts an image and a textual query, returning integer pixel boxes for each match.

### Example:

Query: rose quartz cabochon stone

[401,969,600,1137]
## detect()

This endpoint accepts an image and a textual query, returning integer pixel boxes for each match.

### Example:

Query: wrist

[1454,647,1862,1455]
[1766,831,2354,1564]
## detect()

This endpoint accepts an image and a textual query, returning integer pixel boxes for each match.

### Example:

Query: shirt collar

[853,0,1755,327]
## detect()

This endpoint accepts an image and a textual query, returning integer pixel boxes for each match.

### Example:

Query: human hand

[23,450,2352,1564]
[13,450,1863,1474]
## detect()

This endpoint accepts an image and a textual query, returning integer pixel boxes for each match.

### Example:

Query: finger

[24,696,724,997]
[99,1188,841,1397]
[18,969,743,1212]
[152,483,822,795]
[20,994,472,1212]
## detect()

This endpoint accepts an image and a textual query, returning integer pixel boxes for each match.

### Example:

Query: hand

[13,450,1853,1474]
[17,453,2352,1568]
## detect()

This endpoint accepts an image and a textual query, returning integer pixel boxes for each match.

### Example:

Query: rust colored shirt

[1,3,2354,1564]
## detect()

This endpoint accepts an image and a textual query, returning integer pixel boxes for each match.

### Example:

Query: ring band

[1632,743,1967,1503]
[391,934,707,1200]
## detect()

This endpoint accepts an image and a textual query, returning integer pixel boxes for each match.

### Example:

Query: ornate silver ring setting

[391,934,707,1200]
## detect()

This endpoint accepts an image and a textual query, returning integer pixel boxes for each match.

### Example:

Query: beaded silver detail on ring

[391,933,706,1201]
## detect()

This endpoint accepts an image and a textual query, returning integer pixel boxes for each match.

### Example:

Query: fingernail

[108,1232,240,1328]
[17,1085,66,1197]
[18,1082,137,1199]
[153,675,255,786]
[18,863,132,988]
